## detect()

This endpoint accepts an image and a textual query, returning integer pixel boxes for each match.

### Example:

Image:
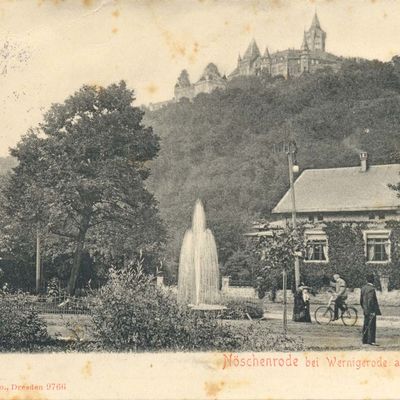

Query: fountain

[177,199,224,310]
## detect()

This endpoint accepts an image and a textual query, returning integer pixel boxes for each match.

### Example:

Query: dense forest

[144,58,400,280]
[1,59,400,285]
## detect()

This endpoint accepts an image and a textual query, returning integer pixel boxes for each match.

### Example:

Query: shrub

[222,297,264,320]
[90,262,302,351]
[229,322,304,352]
[0,292,48,349]
[90,263,233,351]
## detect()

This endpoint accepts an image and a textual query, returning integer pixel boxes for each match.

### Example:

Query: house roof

[272,164,400,214]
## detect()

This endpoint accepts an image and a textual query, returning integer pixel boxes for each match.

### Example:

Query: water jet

[177,199,224,310]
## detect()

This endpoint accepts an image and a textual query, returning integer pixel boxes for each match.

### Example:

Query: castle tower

[237,38,261,75]
[261,46,272,75]
[243,38,261,61]
[174,69,194,100]
[300,32,310,73]
[193,63,227,95]
[305,12,326,51]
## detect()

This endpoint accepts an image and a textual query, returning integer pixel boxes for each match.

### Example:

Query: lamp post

[286,142,300,289]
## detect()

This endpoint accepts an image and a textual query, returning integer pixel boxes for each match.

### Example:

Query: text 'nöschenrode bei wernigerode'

[221,353,400,370]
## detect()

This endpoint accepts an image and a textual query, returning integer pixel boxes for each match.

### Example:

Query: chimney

[360,152,368,172]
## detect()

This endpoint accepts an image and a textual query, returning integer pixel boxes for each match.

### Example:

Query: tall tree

[2,81,165,294]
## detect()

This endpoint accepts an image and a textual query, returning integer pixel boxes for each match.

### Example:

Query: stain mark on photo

[81,360,92,378]
[146,83,159,95]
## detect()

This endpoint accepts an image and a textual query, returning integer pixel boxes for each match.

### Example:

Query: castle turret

[174,69,194,100]
[305,12,326,51]
[301,32,309,52]
[193,63,227,95]
[257,46,272,75]
[300,32,310,73]
[199,63,222,81]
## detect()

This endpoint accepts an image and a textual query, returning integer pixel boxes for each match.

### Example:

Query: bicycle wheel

[341,307,358,326]
[314,306,333,325]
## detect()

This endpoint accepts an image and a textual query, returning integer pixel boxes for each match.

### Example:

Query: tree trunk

[67,212,91,295]
[35,227,41,294]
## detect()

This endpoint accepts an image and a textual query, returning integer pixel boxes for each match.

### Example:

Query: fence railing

[1,294,93,315]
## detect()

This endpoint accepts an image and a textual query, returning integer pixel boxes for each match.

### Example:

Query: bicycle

[314,294,358,326]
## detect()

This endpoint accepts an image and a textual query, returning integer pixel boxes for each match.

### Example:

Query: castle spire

[243,38,261,61]
[264,46,271,58]
[311,12,321,29]
[306,11,326,51]
[238,53,242,62]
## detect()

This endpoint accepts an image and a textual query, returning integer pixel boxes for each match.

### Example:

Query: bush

[222,297,264,320]
[90,262,302,351]
[90,263,234,351]
[228,322,304,352]
[0,292,48,349]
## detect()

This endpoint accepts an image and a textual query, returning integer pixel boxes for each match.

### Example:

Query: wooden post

[35,227,41,293]
[288,148,300,289]
[283,269,287,334]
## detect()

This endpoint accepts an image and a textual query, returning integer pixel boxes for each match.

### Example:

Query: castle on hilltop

[173,13,342,102]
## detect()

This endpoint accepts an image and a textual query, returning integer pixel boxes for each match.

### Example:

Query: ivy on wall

[300,221,400,290]
[384,221,400,290]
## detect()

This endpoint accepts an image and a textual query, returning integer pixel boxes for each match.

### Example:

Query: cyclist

[331,273,347,321]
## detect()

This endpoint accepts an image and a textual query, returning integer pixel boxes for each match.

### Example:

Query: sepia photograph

[0,0,400,399]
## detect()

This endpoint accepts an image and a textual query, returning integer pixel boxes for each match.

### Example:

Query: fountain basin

[189,304,227,311]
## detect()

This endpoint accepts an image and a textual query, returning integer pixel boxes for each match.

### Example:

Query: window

[317,214,324,221]
[305,231,328,262]
[308,215,314,222]
[364,231,391,263]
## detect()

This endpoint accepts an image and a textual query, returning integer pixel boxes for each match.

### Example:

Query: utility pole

[273,140,300,332]
[287,142,300,289]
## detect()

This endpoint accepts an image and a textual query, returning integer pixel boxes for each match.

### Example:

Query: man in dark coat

[360,274,382,346]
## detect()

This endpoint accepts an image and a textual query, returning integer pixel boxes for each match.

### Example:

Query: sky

[0,0,400,156]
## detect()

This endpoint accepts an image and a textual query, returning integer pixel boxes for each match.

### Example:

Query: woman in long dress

[302,287,312,323]
[293,285,312,323]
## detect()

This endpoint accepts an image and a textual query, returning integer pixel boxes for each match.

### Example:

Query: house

[271,153,400,291]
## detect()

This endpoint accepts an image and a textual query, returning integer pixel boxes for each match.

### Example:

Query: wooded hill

[144,59,400,277]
